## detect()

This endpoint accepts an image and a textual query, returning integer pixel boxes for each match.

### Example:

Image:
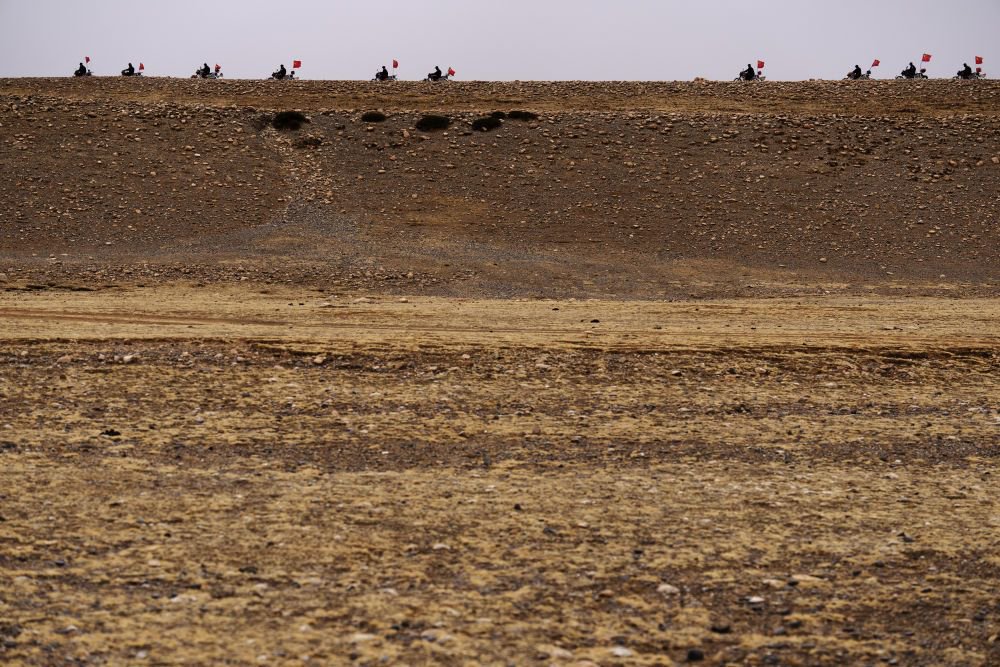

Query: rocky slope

[2,79,998,296]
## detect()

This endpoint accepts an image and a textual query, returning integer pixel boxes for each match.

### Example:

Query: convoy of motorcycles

[69,60,987,81]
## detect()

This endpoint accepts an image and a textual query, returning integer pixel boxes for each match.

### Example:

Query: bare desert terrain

[1,79,999,665]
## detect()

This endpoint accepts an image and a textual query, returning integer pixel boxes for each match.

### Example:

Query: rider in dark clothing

[75,63,88,76]
[428,66,443,81]
[122,63,135,76]
[901,62,917,78]
[199,63,211,78]
[849,65,863,79]
[273,64,287,79]
[741,64,756,81]
[376,66,389,81]
[958,63,973,78]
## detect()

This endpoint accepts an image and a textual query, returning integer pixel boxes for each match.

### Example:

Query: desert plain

[1,78,999,665]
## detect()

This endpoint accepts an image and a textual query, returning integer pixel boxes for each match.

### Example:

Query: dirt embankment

[2,79,999,297]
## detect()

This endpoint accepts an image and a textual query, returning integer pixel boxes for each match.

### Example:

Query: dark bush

[471,116,503,132]
[507,110,539,121]
[361,111,387,123]
[272,110,309,131]
[415,114,451,132]
[490,111,507,119]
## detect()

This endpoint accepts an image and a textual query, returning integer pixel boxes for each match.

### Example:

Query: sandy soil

[1,286,999,665]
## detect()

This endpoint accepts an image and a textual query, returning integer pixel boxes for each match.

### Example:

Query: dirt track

[1,79,999,665]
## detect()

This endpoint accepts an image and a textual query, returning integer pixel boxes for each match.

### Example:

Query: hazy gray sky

[1,0,997,80]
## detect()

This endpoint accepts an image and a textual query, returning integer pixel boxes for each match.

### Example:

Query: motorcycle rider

[198,63,211,78]
[741,64,756,81]
[122,62,136,76]
[848,64,863,80]
[428,65,443,81]
[375,65,390,81]
[901,62,917,79]
[958,63,973,79]
[74,62,88,77]
[272,64,287,80]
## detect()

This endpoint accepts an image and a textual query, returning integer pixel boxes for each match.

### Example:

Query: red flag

[447,67,456,76]
[921,53,931,63]
[871,59,880,68]
[138,62,144,70]
[85,56,90,64]
[756,60,765,69]
[392,59,399,69]
[975,56,984,65]
[293,60,302,69]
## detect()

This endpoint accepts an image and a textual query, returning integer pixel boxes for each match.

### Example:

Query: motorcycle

[271,71,296,80]
[373,72,398,82]
[954,72,986,80]
[735,71,765,81]
[426,73,451,82]
[73,69,93,77]
[895,68,928,80]
[192,69,223,79]
[845,70,872,80]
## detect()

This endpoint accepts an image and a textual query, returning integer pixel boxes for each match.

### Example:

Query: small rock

[121,354,137,364]
[686,648,705,662]
[312,355,327,365]
[657,583,680,595]
[56,354,74,364]
[610,646,633,658]
[537,645,574,659]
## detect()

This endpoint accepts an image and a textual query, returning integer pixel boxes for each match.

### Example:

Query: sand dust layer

[1,287,999,665]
